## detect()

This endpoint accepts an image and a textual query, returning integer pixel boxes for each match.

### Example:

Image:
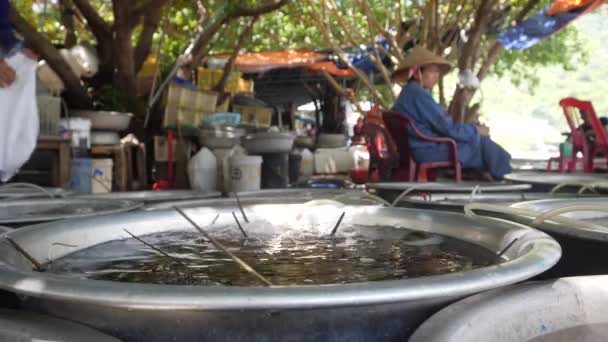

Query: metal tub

[411,276,608,342]
[399,193,597,213]
[0,204,559,341]
[0,198,142,226]
[145,189,389,210]
[367,181,532,204]
[76,190,222,204]
[467,198,608,278]
[505,172,608,192]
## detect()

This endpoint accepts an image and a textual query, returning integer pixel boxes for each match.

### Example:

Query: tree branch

[230,0,290,18]
[131,0,170,23]
[59,0,77,48]
[134,4,165,73]
[9,5,92,108]
[71,0,111,41]
[214,16,258,104]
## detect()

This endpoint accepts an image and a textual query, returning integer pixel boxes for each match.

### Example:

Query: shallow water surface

[47,225,496,286]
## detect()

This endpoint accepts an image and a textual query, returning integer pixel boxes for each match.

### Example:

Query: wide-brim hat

[391,46,452,79]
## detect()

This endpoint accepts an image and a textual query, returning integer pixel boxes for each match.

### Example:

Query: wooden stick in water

[5,237,44,271]
[329,212,346,237]
[234,192,250,223]
[174,207,273,287]
[232,212,249,238]
[123,229,188,267]
[496,238,519,260]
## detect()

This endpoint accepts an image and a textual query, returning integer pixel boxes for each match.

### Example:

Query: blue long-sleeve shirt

[0,0,21,59]
[391,81,480,152]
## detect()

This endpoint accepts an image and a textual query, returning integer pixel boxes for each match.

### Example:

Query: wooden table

[92,143,147,191]
[36,136,71,188]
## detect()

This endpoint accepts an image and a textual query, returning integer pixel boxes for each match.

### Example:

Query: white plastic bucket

[229,155,262,192]
[91,159,113,193]
[188,147,217,192]
[60,118,92,149]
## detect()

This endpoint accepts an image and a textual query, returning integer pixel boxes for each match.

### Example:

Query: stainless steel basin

[399,193,598,212]
[411,276,608,342]
[467,197,608,278]
[0,204,560,341]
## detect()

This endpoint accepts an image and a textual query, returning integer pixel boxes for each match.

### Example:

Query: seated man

[390,46,512,180]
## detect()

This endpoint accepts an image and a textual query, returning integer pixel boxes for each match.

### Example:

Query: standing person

[391,46,512,180]
[0,0,21,87]
[0,0,40,182]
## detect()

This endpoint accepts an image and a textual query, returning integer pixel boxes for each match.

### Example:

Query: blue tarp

[336,30,393,73]
[498,5,587,50]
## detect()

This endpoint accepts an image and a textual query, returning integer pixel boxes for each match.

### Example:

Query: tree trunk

[59,0,77,48]
[9,5,92,109]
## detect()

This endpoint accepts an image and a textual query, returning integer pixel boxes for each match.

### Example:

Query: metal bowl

[199,125,246,149]
[0,204,560,341]
[0,198,143,225]
[90,131,121,145]
[241,132,295,154]
[72,110,133,131]
[411,276,608,342]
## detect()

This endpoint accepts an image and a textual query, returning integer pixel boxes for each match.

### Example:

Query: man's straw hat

[391,46,451,79]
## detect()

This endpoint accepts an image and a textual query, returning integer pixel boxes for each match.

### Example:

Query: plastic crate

[232,104,273,128]
[197,68,243,93]
[37,95,61,136]
[201,112,241,126]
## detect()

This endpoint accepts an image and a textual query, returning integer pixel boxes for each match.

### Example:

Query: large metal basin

[0,204,560,341]
[0,198,142,226]
[505,172,608,192]
[0,309,119,341]
[468,198,608,278]
[76,190,222,204]
[399,193,597,212]
[145,189,388,210]
[367,181,532,204]
[410,276,608,342]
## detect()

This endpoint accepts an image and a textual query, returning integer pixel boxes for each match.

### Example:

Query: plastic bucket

[261,153,289,189]
[229,155,262,192]
[70,158,92,194]
[92,159,113,193]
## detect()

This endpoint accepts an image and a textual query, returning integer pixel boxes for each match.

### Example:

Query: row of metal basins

[0,172,606,341]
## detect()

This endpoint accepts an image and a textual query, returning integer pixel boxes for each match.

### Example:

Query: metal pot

[505,172,608,192]
[467,197,608,278]
[0,185,71,199]
[72,110,133,131]
[77,190,221,204]
[0,204,560,341]
[199,125,246,149]
[294,135,315,149]
[241,132,295,154]
[317,134,347,148]
[398,192,597,212]
[0,309,119,342]
[367,181,532,204]
[0,198,142,225]
[411,276,608,342]
[90,131,121,145]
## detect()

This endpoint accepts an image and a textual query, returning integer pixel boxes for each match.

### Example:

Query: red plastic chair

[551,98,608,173]
[382,111,461,182]
[362,118,412,182]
